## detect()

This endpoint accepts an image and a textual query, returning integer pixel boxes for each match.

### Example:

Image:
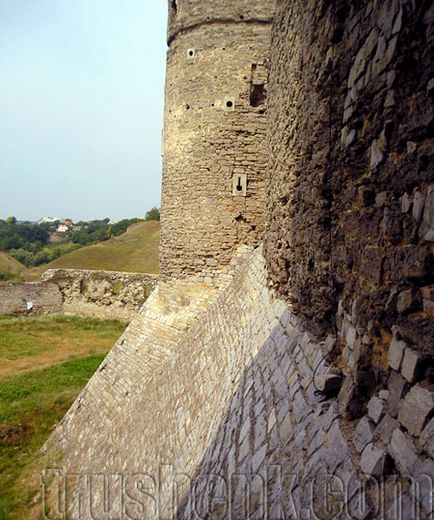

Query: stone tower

[160,0,275,281]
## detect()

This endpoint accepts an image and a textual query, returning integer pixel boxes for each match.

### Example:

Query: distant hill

[0,252,26,280]
[23,221,160,281]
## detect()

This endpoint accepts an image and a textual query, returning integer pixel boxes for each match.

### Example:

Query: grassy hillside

[0,252,26,280]
[23,221,159,281]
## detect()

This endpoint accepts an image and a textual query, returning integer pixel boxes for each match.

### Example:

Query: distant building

[56,224,69,233]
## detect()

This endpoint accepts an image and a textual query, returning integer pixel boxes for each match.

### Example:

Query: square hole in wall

[232,174,247,196]
[223,97,235,111]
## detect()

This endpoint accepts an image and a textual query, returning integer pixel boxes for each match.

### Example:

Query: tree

[6,216,16,225]
[145,207,160,221]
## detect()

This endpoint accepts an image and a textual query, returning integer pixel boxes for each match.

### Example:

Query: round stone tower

[160,0,275,281]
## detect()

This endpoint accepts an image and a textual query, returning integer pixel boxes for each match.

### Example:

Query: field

[0,315,127,519]
[23,221,160,281]
[0,253,26,281]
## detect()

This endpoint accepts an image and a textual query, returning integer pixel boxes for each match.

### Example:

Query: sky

[0,0,167,222]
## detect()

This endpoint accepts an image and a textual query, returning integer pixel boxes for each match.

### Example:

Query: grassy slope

[0,252,26,279]
[23,221,160,281]
[0,315,127,519]
[0,315,126,379]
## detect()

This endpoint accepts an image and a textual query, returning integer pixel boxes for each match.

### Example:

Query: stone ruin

[44,1,434,518]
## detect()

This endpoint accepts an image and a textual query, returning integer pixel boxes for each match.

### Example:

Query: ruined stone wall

[265,2,434,360]
[159,0,275,281]
[0,281,62,316]
[0,270,157,320]
[42,269,158,321]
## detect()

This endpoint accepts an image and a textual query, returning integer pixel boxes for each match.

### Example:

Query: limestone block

[388,337,406,371]
[388,428,421,475]
[338,375,365,419]
[368,396,386,424]
[419,417,434,457]
[354,417,374,453]
[398,384,434,437]
[401,348,423,383]
[375,413,399,445]
[388,371,408,417]
[360,443,387,477]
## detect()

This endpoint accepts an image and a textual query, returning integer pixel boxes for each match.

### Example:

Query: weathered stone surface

[160,2,275,281]
[354,416,374,453]
[42,1,434,517]
[368,396,386,424]
[0,282,62,316]
[388,371,408,418]
[338,375,365,419]
[375,413,399,445]
[398,384,434,437]
[360,442,387,477]
[419,417,434,457]
[388,428,421,475]
[388,337,406,371]
[41,269,158,320]
[401,348,423,383]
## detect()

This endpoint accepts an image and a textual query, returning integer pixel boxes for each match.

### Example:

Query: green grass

[0,315,126,362]
[0,355,107,519]
[0,315,126,519]
[23,221,160,281]
[0,253,26,281]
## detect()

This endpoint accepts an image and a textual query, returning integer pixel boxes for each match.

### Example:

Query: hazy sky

[0,0,167,222]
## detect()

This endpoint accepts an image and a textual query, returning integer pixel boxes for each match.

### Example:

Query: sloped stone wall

[46,248,432,518]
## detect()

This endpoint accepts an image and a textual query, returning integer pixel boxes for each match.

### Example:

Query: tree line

[0,207,160,268]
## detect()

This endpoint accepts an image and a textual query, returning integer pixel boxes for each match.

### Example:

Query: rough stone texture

[368,395,387,424]
[0,281,62,315]
[45,2,434,518]
[398,384,434,437]
[46,249,360,518]
[360,442,387,477]
[264,0,434,354]
[388,336,406,370]
[42,269,158,321]
[48,248,433,518]
[160,1,275,281]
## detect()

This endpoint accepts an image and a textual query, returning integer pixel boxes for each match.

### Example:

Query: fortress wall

[42,269,158,321]
[160,4,274,282]
[167,0,275,43]
[0,281,62,316]
[48,249,432,518]
[265,1,434,386]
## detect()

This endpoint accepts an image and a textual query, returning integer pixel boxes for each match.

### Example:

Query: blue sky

[0,0,167,221]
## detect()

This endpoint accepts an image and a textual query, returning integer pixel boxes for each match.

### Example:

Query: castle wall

[265,1,434,359]
[160,1,275,281]
[0,282,62,316]
[42,269,158,321]
[47,249,433,518]
[0,270,157,320]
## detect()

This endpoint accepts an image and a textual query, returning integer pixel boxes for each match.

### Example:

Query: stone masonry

[160,0,275,281]
[0,270,157,320]
[0,281,62,316]
[43,269,158,321]
[45,1,433,518]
